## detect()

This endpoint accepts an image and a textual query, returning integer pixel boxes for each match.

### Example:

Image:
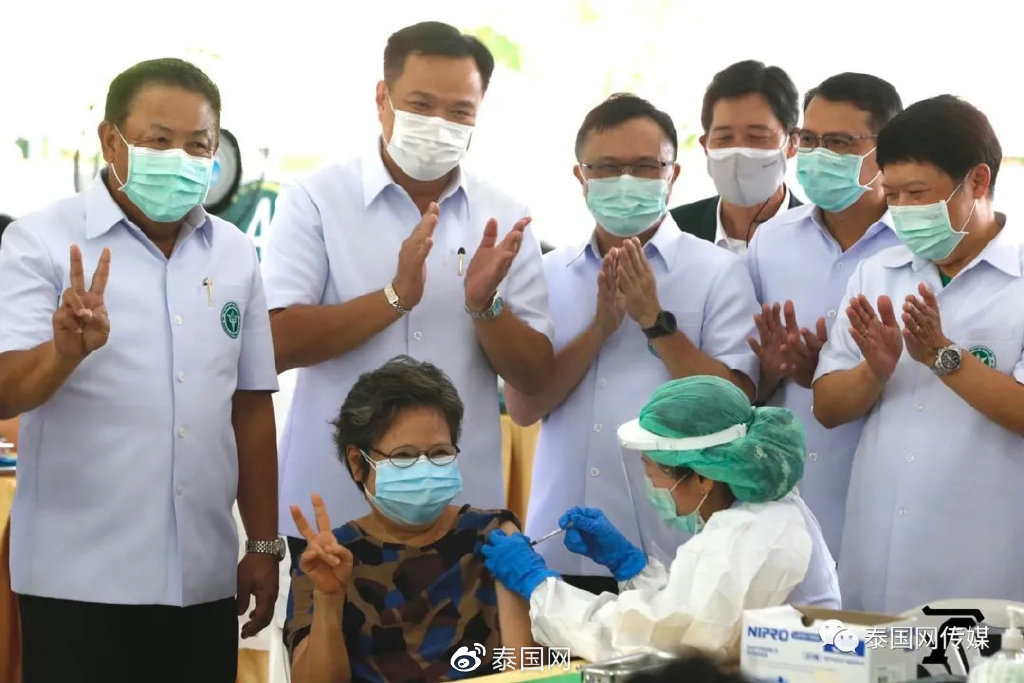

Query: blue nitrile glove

[559,506,647,581]
[482,529,559,599]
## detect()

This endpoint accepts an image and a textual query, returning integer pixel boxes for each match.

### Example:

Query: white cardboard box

[741,606,921,683]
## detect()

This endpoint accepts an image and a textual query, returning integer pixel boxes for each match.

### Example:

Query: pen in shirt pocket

[203,277,213,306]
[457,247,466,276]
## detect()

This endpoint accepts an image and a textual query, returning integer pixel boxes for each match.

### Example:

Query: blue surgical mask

[644,475,710,535]
[362,452,463,526]
[110,127,214,223]
[889,180,977,261]
[586,175,669,237]
[796,147,878,213]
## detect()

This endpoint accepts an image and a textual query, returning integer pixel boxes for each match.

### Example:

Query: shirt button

[593,423,603,433]
[808,452,819,462]
[599,378,608,388]
[175,485,184,496]
[898,506,908,517]
[174,315,183,326]
[906,453,915,462]
[827,309,837,318]
[413,331,423,341]
[590,467,600,477]
[916,404,924,411]
[178,427,187,438]
[177,371,186,382]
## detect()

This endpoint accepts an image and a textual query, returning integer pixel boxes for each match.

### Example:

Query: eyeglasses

[364,445,460,469]
[796,131,876,154]
[580,161,673,180]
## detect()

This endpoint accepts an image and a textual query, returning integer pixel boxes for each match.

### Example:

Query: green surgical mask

[111,127,214,223]
[586,175,669,237]
[644,474,710,535]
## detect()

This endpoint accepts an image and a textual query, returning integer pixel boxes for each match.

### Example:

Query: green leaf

[470,26,522,72]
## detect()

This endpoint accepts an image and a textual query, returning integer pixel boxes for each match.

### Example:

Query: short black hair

[104,58,221,129]
[333,356,464,492]
[575,93,678,161]
[701,60,799,132]
[803,72,903,132]
[383,21,495,92]
[0,214,13,246]
[878,95,1002,195]
[628,655,751,683]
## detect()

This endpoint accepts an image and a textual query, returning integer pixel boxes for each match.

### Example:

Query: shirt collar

[85,172,212,245]
[809,204,894,242]
[567,213,683,270]
[888,214,1021,277]
[714,186,792,248]
[361,139,468,209]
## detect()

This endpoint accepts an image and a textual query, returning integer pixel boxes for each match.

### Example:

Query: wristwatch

[932,344,963,376]
[246,537,286,561]
[384,284,409,316]
[466,293,504,321]
[642,311,677,340]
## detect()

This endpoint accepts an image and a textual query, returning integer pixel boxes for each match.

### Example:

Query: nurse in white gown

[482,375,840,662]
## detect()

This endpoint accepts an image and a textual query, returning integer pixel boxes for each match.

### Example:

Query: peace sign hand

[52,245,111,360]
[289,494,354,595]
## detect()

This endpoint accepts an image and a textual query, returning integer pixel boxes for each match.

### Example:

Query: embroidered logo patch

[220,301,241,339]
[969,345,996,368]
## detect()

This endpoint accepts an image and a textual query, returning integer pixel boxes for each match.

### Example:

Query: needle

[529,527,566,547]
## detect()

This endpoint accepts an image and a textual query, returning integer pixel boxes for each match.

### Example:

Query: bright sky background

[2,0,1023,247]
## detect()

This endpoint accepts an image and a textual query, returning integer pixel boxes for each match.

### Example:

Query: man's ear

[967,163,992,199]
[98,121,120,164]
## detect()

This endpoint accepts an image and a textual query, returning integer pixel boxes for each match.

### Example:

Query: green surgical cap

[627,376,806,502]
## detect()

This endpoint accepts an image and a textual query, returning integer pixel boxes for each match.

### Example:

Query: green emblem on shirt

[969,345,996,368]
[220,302,241,339]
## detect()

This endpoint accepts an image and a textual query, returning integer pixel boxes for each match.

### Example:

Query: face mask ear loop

[109,125,131,190]
[860,147,881,189]
[947,175,977,234]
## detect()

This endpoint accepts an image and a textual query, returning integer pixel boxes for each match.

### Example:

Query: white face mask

[385,98,474,181]
[706,146,787,207]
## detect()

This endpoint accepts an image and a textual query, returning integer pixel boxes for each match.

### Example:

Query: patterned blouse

[285,506,518,682]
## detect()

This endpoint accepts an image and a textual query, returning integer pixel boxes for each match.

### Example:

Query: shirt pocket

[959,327,1020,373]
[200,283,251,370]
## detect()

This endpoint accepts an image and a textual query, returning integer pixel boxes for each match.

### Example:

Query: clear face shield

[617,421,694,565]
[617,419,750,563]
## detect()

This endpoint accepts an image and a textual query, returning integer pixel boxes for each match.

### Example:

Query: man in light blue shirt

[505,94,760,595]
[746,73,903,558]
[261,22,553,566]
[814,95,1024,612]
[0,59,281,682]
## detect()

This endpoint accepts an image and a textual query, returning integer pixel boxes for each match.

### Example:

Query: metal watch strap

[246,538,285,560]
[384,284,409,316]
[466,293,503,321]
[932,344,962,376]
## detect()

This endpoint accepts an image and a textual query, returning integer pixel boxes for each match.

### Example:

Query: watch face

[939,348,960,370]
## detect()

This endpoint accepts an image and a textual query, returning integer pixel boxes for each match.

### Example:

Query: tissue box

[740,605,920,683]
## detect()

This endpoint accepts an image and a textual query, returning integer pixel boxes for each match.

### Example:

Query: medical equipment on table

[581,651,678,683]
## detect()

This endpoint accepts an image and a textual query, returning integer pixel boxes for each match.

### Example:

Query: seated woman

[285,356,533,683]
